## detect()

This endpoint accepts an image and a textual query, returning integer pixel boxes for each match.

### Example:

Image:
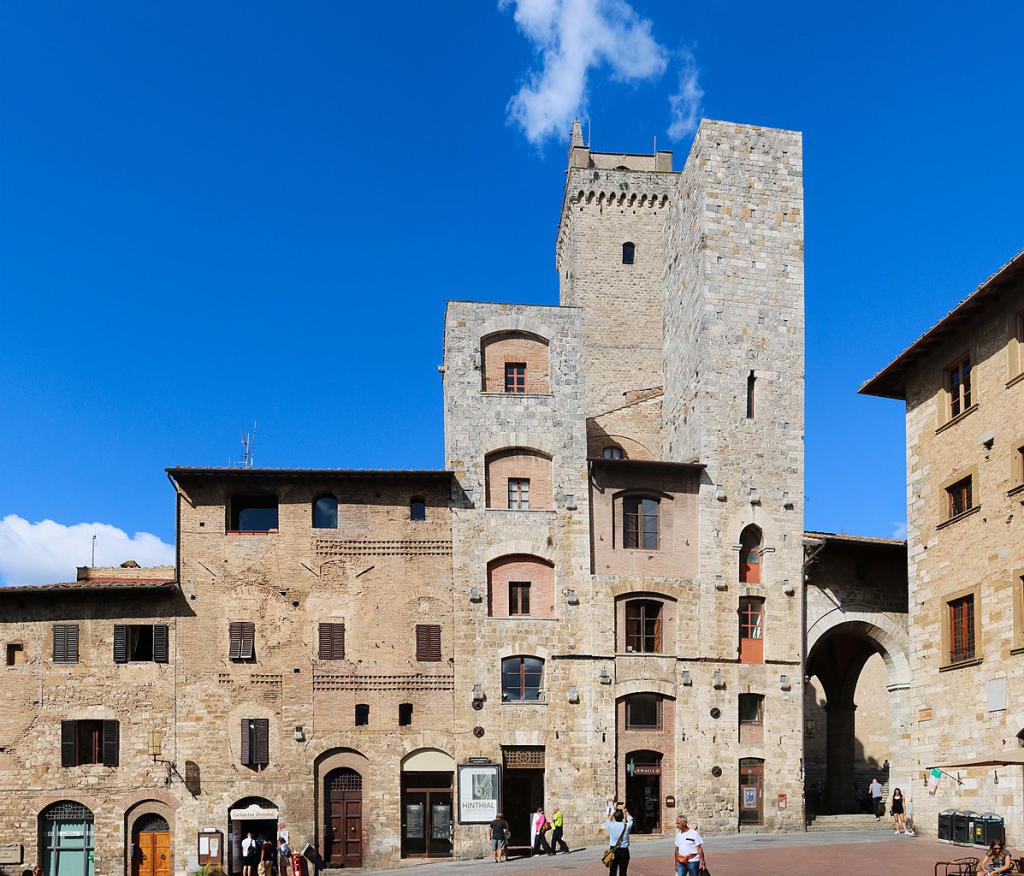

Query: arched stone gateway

[803,532,909,818]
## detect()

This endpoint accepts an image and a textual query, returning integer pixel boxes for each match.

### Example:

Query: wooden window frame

[501,656,543,702]
[940,585,982,670]
[61,719,119,768]
[504,362,527,394]
[948,595,976,664]
[113,624,168,664]
[52,623,80,664]
[624,693,662,730]
[507,477,530,510]
[415,624,441,662]
[318,622,346,660]
[228,621,256,662]
[938,468,979,525]
[508,582,531,616]
[944,353,973,421]
[624,599,663,653]
[738,597,765,664]
[622,495,660,550]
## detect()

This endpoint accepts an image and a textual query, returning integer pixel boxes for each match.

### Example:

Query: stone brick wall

[486,556,555,619]
[484,449,553,511]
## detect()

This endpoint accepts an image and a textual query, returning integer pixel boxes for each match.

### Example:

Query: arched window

[501,656,543,701]
[410,498,426,521]
[487,555,554,618]
[480,331,550,393]
[625,600,663,653]
[622,242,636,265]
[739,525,763,583]
[484,448,553,510]
[313,495,338,529]
[623,496,659,549]
[602,445,624,460]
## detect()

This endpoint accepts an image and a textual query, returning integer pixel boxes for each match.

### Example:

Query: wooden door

[739,759,765,825]
[327,770,362,867]
[135,832,170,876]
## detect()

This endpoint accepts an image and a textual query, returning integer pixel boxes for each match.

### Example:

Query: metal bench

[934,857,979,876]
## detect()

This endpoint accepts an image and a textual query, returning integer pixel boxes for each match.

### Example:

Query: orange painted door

[135,833,170,876]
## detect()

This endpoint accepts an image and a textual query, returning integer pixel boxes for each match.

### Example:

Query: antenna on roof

[240,422,256,469]
[653,134,657,153]
[91,533,96,567]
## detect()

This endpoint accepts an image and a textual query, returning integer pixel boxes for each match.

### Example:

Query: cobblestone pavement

[372,832,973,876]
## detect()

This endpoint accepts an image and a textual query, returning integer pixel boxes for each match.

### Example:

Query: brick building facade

[0,118,818,875]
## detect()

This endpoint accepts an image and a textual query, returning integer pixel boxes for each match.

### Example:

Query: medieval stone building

[0,118,818,875]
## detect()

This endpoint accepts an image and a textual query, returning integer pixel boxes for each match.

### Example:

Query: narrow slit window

[746,371,756,419]
[622,242,635,265]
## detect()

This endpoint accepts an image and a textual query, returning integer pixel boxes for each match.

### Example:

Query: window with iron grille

[240,718,269,767]
[949,595,976,664]
[509,582,531,616]
[61,719,119,767]
[228,621,256,662]
[415,624,441,662]
[946,476,973,519]
[504,362,526,394]
[947,354,972,418]
[318,622,345,660]
[507,478,530,510]
[501,656,543,701]
[624,600,663,653]
[623,496,659,549]
[52,624,79,664]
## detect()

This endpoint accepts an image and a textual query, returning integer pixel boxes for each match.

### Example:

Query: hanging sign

[458,762,501,823]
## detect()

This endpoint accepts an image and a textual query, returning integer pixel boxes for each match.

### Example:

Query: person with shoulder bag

[674,814,707,876]
[602,800,633,875]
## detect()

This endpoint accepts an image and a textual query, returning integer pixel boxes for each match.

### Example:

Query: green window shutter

[113,625,128,663]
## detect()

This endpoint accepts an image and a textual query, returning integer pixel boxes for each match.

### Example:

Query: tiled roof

[804,530,905,547]
[860,247,1024,399]
[0,578,177,594]
[167,467,452,479]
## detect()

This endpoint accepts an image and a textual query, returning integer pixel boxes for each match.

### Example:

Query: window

[603,446,624,460]
[230,495,279,532]
[318,622,346,660]
[313,495,339,529]
[1015,444,1024,487]
[739,693,764,743]
[6,643,25,666]
[415,624,441,662]
[410,497,426,521]
[52,624,79,664]
[354,704,369,726]
[228,621,256,662]
[509,582,531,616]
[946,476,974,519]
[1015,311,1024,376]
[61,719,118,767]
[398,703,413,727]
[240,718,269,767]
[946,354,972,418]
[624,693,661,729]
[623,496,659,549]
[508,478,530,510]
[625,600,663,653]
[739,597,765,664]
[949,595,976,664]
[739,525,763,584]
[501,656,543,701]
[622,242,635,265]
[746,371,756,419]
[504,362,527,394]
[113,624,168,664]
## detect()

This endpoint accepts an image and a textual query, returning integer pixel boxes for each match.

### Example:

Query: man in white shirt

[241,832,255,876]
[674,815,706,876]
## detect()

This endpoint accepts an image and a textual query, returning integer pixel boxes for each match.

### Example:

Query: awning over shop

[932,751,1024,769]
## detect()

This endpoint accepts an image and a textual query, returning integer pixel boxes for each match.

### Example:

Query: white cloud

[501,0,669,143]
[0,515,175,586]
[667,48,703,140]
[891,521,908,540]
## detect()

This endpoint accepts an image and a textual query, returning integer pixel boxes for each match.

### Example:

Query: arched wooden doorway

[324,768,362,868]
[624,750,662,834]
[132,815,170,876]
[39,801,94,876]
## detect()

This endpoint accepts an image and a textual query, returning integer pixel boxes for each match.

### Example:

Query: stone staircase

[807,813,895,832]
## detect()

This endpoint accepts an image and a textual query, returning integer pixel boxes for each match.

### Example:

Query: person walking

[489,812,509,863]
[674,815,707,876]
[550,806,569,854]
[531,808,551,856]
[241,831,256,876]
[277,836,291,876]
[890,788,907,834]
[603,803,633,876]
[868,777,884,820]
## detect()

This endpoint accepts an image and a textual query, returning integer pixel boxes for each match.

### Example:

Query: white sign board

[458,763,500,823]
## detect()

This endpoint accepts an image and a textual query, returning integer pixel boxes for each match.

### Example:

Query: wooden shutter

[102,720,119,767]
[239,622,255,660]
[415,624,441,662]
[229,622,242,660]
[66,624,79,662]
[652,611,663,653]
[113,624,128,663]
[61,720,77,767]
[153,625,169,663]
[254,718,269,765]
[318,623,345,660]
[53,624,67,662]
[240,719,251,765]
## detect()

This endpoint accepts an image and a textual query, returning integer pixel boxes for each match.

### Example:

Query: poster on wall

[457,762,501,823]
[741,786,757,809]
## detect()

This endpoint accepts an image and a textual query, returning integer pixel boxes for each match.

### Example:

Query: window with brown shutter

[415,624,441,662]
[949,595,976,663]
[229,621,256,661]
[53,624,79,664]
[241,718,269,767]
[318,622,345,660]
[946,476,974,520]
[60,719,118,767]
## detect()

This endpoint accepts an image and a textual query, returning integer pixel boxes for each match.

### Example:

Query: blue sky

[2,1,1022,583]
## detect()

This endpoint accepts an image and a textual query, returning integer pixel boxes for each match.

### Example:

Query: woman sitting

[977,840,1013,875]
